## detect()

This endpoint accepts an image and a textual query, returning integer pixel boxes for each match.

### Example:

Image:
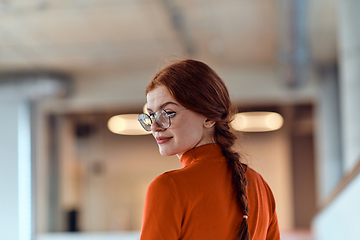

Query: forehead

[146,85,179,110]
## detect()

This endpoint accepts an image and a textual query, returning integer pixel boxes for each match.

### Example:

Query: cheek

[174,119,204,141]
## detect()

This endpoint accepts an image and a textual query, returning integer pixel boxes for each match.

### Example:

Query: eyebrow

[147,101,180,112]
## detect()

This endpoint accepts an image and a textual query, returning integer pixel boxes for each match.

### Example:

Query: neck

[177,128,215,159]
[177,139,215,159]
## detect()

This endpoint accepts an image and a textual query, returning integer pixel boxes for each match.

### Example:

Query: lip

[155,136,173,144]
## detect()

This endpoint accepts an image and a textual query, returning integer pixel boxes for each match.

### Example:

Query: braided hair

[146,59,250,240]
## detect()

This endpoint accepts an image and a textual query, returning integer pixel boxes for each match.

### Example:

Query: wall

[312,0,360,239]
[36,111,296,233]
[237,129,294,230]
[57,115,182,231]
[313,173,360,239]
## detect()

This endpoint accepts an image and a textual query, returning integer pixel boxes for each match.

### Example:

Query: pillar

[0,74,70,240]
[338,0,360,172]
[315,66,342,200]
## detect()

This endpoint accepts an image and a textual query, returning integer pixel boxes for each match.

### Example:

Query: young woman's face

[146,85,213,158]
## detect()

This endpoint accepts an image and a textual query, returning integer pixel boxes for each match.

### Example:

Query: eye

[149,112,155,118]
[165,111,176,117]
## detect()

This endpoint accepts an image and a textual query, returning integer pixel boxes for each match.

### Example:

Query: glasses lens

[155,110,170,129]
[138,114,152,131]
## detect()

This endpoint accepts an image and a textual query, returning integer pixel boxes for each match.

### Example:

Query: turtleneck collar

[180,143,224,167]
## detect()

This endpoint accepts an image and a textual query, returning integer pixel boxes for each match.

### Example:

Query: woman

[138,59,280,240]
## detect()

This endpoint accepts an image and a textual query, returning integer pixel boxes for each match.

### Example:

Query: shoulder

[147,167,197,201]
[245,167,280,238]
[148,171,178,193]
[147,168,189,196]
[245,166,265,186]
[245,167,278,224]
[144,172,182,210]
[151,164,197,186]
[246,167,270,187]
[245,166,276,206]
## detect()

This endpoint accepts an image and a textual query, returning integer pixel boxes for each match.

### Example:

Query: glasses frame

[138,109,187,131]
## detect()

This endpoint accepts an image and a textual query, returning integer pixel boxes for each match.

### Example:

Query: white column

[338,0,360,172]
[315,67,342,200]
[0,99,33,240]
[313,1,360,239]
[0,75,69,240]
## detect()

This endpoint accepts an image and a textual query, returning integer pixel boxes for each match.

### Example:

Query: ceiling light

[231,112,284,132]
[108,114,151,135]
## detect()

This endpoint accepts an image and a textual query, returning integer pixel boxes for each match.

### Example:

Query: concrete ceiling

[0,0,338,112]
[0,0,279,73]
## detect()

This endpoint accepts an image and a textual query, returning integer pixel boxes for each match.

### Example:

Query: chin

[159,146,174,157]
[158,146,175,156]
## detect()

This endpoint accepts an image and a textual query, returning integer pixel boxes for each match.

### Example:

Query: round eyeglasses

[138,109,187,131]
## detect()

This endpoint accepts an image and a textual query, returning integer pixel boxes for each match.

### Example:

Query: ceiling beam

[159,0,195,55]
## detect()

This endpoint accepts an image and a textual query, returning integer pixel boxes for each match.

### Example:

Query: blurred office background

[0,0,359,239]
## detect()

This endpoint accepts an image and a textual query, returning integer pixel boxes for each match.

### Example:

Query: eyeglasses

[138,109,187,131]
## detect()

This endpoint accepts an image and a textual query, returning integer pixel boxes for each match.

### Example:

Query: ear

[204,119,215,128]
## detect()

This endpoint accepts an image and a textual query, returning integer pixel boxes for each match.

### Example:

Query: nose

[150,120,164,132]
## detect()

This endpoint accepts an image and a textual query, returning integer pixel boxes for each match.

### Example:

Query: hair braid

[214,122,250,240]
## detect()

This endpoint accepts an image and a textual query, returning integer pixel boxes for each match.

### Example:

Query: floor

[37,230,314,240]
[281,230,314,240]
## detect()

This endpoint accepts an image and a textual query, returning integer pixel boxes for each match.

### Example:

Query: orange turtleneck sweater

[140,144,280,240]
